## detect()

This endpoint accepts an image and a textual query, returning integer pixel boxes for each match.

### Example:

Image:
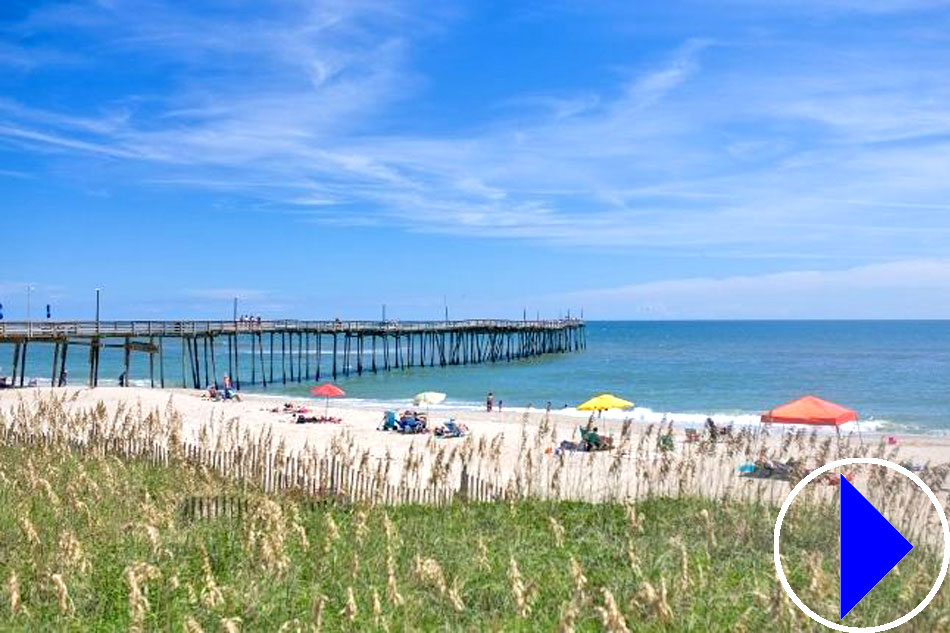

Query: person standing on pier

[486,391,494,412]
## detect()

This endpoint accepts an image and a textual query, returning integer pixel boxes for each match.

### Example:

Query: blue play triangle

[840,474,914,619]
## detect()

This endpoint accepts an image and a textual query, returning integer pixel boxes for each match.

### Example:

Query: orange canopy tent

[761,395,858,426]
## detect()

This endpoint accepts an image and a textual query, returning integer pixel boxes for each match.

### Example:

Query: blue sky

[2,0,950,319]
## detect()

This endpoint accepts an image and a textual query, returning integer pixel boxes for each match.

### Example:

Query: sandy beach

[2,386,948,472]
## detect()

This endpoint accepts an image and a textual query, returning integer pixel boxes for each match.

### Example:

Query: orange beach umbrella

[761,395,858,426]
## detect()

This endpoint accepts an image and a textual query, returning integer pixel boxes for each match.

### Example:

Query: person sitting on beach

[591,427,606,450]
[580,427,603,451]
[205,384,219,400]
[705,417,731,439]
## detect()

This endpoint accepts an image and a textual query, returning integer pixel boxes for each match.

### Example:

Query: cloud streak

[1,1,949,263]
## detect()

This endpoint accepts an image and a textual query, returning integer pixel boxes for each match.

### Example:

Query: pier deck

[0,319,585,389]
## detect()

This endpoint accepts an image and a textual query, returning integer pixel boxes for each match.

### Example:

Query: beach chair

[739,458,799,480]
[380,411,399,431]
[556,440,585,454]
[435,420,467,439]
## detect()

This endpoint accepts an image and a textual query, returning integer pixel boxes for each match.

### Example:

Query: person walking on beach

[486,392,494,412]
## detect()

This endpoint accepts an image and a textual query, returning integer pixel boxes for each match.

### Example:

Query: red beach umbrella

[310,383,345,398]
[310,383,345,417]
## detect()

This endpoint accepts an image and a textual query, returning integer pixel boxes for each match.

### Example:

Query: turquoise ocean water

[3,321,949,433]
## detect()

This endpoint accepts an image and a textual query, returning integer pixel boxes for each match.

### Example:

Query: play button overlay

[840,474,914,620]
[773,457,950,632]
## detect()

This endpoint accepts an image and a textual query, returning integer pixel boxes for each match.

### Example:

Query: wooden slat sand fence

[0,423,788,510]
[0,424,513,506]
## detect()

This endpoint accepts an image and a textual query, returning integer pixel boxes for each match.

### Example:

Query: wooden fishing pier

[0,319,585,389]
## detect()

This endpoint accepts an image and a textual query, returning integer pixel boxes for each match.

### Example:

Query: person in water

[486,392,494,412]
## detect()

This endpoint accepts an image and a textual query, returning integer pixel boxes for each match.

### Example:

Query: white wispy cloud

[547,259,950,319]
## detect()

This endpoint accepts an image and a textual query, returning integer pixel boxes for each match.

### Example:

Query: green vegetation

[1,442,946,632]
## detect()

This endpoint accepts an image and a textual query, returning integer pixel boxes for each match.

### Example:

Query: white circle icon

[773,457,950,632]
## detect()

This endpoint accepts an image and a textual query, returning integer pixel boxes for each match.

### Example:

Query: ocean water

[3,321,949,433]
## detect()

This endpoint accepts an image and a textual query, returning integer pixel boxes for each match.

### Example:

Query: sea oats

[220,616,242,633]
[372,587,382,627]
[50,573,74,616]
[448,577,466,612]
[18,517,39,547]
[595,588,630,633]
[548,516,566,548]
[322,514,340,555]
[508,556,531,618]
[200,551,224,608]
[340,586,357,622]
[6,571,22,615]
[311,592,329,631]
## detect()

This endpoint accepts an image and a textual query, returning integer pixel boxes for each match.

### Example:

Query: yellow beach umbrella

[577,394,634,411]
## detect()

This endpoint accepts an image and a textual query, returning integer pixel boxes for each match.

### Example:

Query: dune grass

[1,440,947,632]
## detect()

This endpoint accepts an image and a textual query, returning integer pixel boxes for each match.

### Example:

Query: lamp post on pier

[95,288,101,334]
[26,285,33,338]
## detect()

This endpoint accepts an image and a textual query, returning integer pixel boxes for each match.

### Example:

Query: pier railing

[0,318,584,339]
